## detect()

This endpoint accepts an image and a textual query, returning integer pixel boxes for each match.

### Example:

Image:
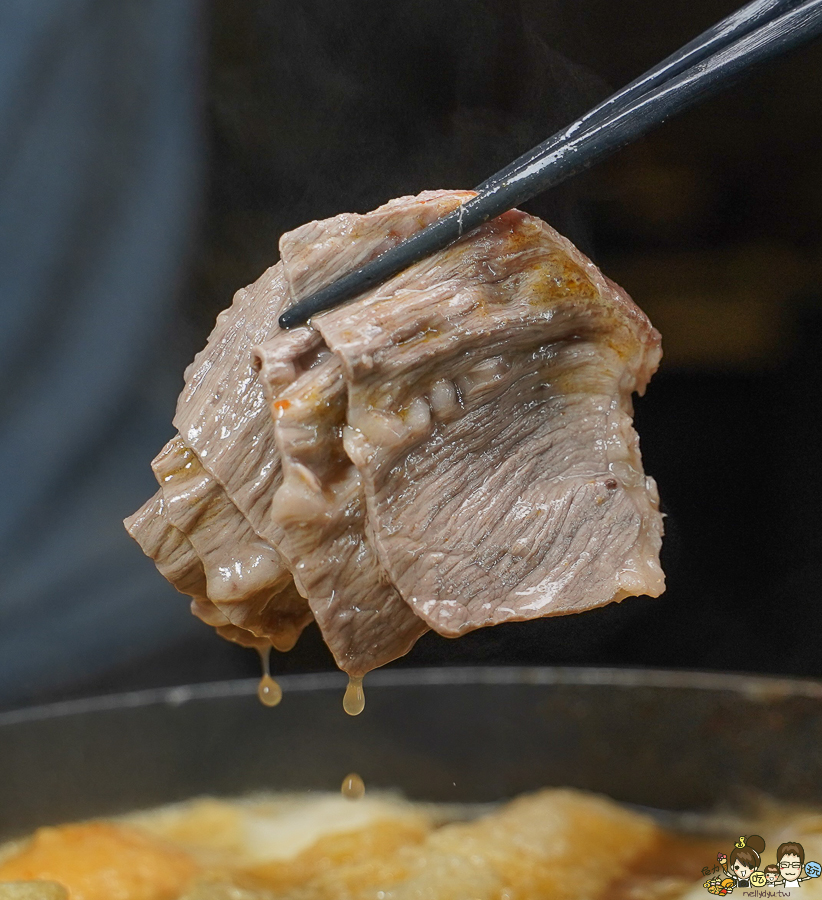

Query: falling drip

[341,772,365,800]
[256,646,282,707]
[343,675,365,716]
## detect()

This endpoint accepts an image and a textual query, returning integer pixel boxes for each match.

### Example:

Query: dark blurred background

[1,0,820,709]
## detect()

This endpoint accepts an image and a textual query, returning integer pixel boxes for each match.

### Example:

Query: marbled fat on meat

[125,190,663,673]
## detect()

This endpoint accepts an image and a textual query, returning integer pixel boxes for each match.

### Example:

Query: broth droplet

[341,772,365,800]
[343,675,365,716]
[256,646,282,707]
[258,674,282,707]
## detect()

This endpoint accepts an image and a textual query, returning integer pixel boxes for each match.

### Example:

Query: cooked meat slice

[127,189,662,673]
[214,582,310,652]
[124,494,273,650]
[127,270,334,656]
[151,437,289,603]
[124,493,210,601]
[280,190,470,304]
[159,264,321,653]
[253,334,427,676]
[313,200,663,637]
[173,264,291,540]
[174,193,468,542]
[151,437,312,652]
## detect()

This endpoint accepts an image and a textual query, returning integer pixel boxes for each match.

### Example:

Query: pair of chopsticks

[279,0,822,329]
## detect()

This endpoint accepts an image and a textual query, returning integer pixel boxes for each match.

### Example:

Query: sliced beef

[151,436,312,652]
[124,493,208,600]
[253,334,427,676]
[123,494,271,648]
[312,203,663,637]
[280,191,470,304]
[126,189,663,673]
[173,265,293,539]
[158,264,314,653]
[151,436,288,603]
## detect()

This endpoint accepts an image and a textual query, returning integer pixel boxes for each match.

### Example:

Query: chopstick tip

[278,308,305,330]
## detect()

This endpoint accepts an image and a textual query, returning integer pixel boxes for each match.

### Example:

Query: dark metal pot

[1,666,821,841]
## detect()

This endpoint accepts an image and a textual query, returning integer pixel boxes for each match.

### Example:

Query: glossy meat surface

[311,198,663,635]
[126,190,663,672]
[254,336,427,676]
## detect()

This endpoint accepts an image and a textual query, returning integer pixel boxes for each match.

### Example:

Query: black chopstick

[279,0,822,329]
[477,0,805,192]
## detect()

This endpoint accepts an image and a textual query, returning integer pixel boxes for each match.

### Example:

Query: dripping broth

[341,773,365,800]
[342,675,365,716]
[255,647,282,707]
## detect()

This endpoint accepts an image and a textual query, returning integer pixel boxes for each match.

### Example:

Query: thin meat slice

[313,200,663,637]
[164,263,316,652]
[151,436,288,603]
[125,193,484,663]
[124,493,209,600]
[280,190,471,304]
[151,436,312,652]
[126,189,663,671]
[253,334,427,676]
[123,494,271,648]
[173,264,292,542]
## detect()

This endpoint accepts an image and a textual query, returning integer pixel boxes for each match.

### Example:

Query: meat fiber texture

[125,189,664,674]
